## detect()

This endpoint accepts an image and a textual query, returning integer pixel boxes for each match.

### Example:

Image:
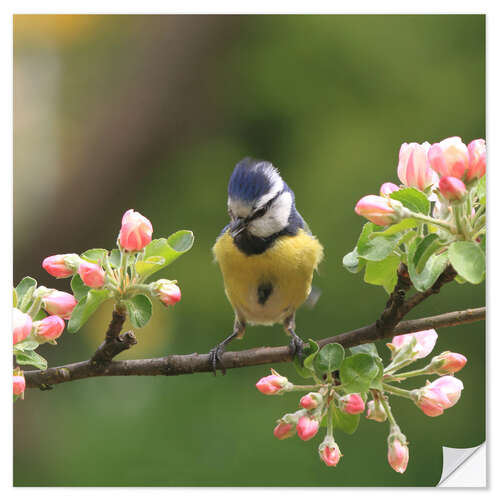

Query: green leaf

[339,353,379,393]
[449,241,486,285]
[136,230,194,279]
[81,248,108,264]
[14,350,47,370]
[331,405,360,435]
[125,294,153,328]
[14,339,40,351]
[364,254,400,294]
[413,233,442,274]
[358,234,402,262]
[368,218,418,238]
[13,289,17,308]
[390,187,430,215]
[342,248,365,274]
[67,289,110,333]
[369,358,385,391]
[109,249,121,268]
[350,343,380,360]
[70,274,91,302]
[293,339,319,379]
[407,238,449,292]
[15,277,37,311]
[313,343,345,374]
[33,309,47,321]
[303,339,320,372]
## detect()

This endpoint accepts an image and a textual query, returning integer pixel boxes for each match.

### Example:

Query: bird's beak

[230,217,247,238]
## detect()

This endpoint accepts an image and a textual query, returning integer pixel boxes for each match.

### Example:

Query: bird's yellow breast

[213,229,324,325]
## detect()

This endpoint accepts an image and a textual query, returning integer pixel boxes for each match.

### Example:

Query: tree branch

[24,306,485,388]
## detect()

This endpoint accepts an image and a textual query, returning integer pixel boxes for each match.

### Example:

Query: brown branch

[24,306,485,388]
[89,307,136,366]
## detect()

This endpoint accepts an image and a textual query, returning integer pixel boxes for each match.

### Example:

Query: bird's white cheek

[249,192,292,237]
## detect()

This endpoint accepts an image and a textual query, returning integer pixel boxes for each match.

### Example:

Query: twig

[24,307,485,388]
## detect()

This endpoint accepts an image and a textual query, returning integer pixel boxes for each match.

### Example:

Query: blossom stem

[384,358,414,375]
[382,383,413,400]
[409,212,456,234]
[384,366,433,380]
[377,391,398,427]
[287,384,324,392]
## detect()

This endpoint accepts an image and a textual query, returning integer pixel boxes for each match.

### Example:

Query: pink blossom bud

[431,352,467,375]
[388,434,409,474]
[398,142,438,191]
[366,399,387,422]
[296,416,319,441]
[273,422,295,440]
[42,254,80,278]
[119,209,153,252]
[412,376,464,417]
[354,195,402,226]
[319,439,342,467]
[256,373,289,395]
[78,261,106,288]
[339,393,365,415]
[153,279,181,306]
[42,291,77,320]
[380,182,400,197]
[428,137,470,179]
[34,315,65,341]
[466,139,486,182]
[439,176,467,202]
[300,392,322,410]
[13,374,26,396]
[13,308,33,345]
[387,329,437,360]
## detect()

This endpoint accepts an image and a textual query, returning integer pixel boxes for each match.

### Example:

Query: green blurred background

[13,15,485,487]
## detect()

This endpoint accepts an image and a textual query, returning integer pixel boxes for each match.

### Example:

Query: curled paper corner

[438,442,486,487]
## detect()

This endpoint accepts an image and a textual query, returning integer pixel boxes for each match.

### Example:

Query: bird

[210,157,324,374]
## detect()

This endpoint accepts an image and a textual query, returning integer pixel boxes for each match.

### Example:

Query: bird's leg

[208,318,246,376]
[284,313,304,361]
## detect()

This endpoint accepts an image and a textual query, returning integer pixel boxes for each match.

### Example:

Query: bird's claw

[289,335,304,362]
[208,344,227,376]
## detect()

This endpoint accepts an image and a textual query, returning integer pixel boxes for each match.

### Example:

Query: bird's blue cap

[228,158,278,203]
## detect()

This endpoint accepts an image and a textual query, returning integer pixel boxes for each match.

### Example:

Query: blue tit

[210,157,324,374]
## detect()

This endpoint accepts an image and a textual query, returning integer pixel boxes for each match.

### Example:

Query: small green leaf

[390,187,430,215]
[449,241,486,285]
[136,231,194,279]
[13,289,17,307]
[125,294,153,328]
[303,339,320,372]
[14,339,40,351]
[70,274,91,302]
[15,350,47,370]
[81,248,108,264]
[293,339,319,379]
[350,343,380,360]
[364,254,400,294]
[368,218,418,238]
[340,353,379,393]
[109,249,121,268]
[408,238,449,292]
[342,248,365,274]
[369,358,385,391]
[313,343,345,374]
[413,233,442,274]
[331,405,360,435]
[476,176,486,206]
[15,277,37,311]
[33,309,47,321]
[67,289,110,333]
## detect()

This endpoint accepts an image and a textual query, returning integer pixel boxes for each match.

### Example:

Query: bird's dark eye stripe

[249,190,283,221]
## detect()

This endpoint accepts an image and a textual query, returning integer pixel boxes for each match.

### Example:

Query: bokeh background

[13,15,485,487]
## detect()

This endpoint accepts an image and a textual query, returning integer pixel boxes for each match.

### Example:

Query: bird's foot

[208,343,227,376]
[288,334,304,362]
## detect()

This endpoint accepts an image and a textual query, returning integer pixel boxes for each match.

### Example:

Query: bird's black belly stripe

[257,282,273,305]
